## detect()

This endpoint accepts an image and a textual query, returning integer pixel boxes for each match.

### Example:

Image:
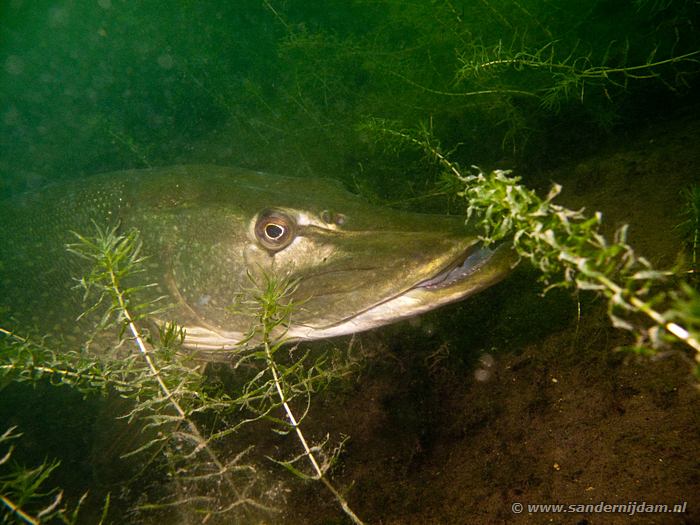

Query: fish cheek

[243,243,275,280]
[243,236,326,286]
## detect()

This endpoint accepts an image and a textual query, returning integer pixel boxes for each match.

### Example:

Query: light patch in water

[197,294,211,306]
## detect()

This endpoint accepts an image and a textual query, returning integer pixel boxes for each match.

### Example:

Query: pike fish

[0,165,513,352]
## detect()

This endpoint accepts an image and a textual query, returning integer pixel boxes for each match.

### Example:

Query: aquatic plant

[677,185,700,273]
[0,326,132,395]
[363,119,700,376]
[0,426,108,525]
[1,222,364,523]
[235,270,364,524]
[67,224,268,520]
[455,41,700,112]
[248,0,700,175]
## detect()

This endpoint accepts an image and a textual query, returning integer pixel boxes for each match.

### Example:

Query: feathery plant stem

[456,169,700,358]
[0,426,102,525]
[67,223,257,514]
[102,243,188,421]
[364,119,700,371]
[102,242,237,487]
[457,41,700,111]
[465,44,700,78]
[254,273,365,525]
[263,345,364,525]
[1,494,39,525]
[0,326,135,395]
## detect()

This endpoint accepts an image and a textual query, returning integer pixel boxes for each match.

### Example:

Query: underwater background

[1,1,700,524]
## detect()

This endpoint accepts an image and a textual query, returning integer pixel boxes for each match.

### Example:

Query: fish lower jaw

[288,243,514,341]
[285,285,468,341]
[173,323,245,351]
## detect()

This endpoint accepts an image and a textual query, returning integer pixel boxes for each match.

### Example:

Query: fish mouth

[414,244,497,291]
[287,241,513,341]
[386,240,512,315]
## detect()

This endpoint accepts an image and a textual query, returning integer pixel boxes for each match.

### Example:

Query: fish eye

[255,210,296,251]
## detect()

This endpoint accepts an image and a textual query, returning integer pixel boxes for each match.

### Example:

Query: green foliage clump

[256,0,700,175]
[238,271,364,524]
[0,426,108,525]
[1,223,364,523]
[366,121,700,376]
[677,186,700,272]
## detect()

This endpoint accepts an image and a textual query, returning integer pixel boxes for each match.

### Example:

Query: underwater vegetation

[678,185,700,272]
[2,0,700,523]
[1,224,365,523]
[2,159,699,522]
[2,0,699,195]
[0,425,106,525]
[364,120,700,371]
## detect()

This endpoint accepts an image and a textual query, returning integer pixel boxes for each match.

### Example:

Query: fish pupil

[265,223,285,239]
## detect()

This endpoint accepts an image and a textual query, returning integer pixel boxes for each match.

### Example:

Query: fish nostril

[321,209,346,226]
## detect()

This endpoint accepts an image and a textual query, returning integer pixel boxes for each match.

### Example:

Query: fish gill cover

[1,1,699,524]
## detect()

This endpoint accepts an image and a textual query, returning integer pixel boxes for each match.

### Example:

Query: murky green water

[1,1,699,523]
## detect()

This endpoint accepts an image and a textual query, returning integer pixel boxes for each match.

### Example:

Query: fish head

[139,166,514,350]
